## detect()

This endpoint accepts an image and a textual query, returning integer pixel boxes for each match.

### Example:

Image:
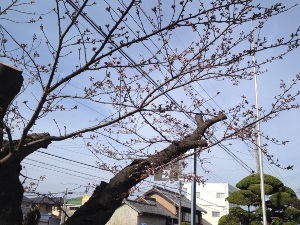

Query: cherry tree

[0,0,300,225]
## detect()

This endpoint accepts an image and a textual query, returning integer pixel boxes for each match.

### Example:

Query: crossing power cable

[94,0,254,173]
[65,0,255,174]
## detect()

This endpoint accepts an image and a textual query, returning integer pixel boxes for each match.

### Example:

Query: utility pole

[191,148,197,225]
[178,180,182,225]
[61,188,73,224]
[251,20,267,225]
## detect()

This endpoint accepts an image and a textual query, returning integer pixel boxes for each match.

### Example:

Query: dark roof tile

[125,198,176,219]
[30,196,62,205]
[144,185,206,213]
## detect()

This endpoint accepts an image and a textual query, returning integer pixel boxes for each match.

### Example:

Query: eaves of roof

[145,186,206,213]
[124,199,176,219]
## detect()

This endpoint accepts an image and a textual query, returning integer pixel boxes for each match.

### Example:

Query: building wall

[147,193,177,215]
[21,201,32,215]
[146,193,203,225]
[106,204,138,225]
[21,201,32,221]
[35,204,60,216]
[50,205,61,216]
[81,195,90,204]
[38,204,48,213]
[137,214,167,225]
[60,204,81,223]
[184,183,237,225]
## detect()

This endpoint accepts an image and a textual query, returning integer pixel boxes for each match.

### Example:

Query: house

[183,183,237,225]
[30,196,62,216]
[60,196,81,223]
[143,185,206,225]
[107,185,206,225]
[106,197,177,225]
[21,196,62,224]
[21,196,33,218]
[61,195,91,223]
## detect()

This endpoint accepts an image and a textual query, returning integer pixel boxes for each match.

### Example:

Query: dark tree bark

[0,132,52,225]
[0,63,23,149]
[65,114,226,225]
[0,162,24,225]
[0,63,24,225]
[0,63,51,225]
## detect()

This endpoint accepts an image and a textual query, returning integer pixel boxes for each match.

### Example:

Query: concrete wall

[137,214,167,225]
[35,204,60,216]
[39,218,60,225]
[61,204,81,223]
[106,204,138,225]
[48,217,60,225]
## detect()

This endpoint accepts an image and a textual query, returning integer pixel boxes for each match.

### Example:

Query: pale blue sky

[1,0,300,201]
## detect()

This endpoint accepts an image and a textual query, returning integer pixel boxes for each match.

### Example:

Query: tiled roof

[144,185,206,213]
[125,197,176,219]
[22,196,32,202]
[30,196,62,205]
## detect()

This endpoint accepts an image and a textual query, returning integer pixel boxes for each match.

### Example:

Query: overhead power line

[65,0,255,174]
[37,150,101,170]
[23,161,100,181]
[24,158,105,180]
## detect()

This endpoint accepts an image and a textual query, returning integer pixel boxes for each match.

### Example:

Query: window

[182,211,191,222]
[69,206,80,211]
[212,211,220,217]
[196,192,200,198]
[181,211,200,223]
[216,192,225,198]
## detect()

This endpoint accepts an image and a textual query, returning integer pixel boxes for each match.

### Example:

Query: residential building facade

[183,183,237,225]
[107,185,206,225]
[106,197,176,225]
[21,196,32,218]
[30,196,62,216]
[61,195,91,223]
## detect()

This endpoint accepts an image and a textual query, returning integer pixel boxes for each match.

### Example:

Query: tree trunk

[0,162,24,225]
[0,63,24,225]
[0,133,51,225]
[65,114,226,225]
[0,62,23,149]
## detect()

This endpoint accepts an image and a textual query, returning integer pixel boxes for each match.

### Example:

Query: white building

[183,183,237,225]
